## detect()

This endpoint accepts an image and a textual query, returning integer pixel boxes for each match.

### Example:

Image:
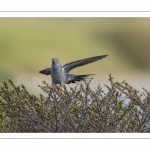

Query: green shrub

[0,74,150,133]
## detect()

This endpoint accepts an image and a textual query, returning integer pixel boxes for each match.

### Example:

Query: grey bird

[39,55,108,88]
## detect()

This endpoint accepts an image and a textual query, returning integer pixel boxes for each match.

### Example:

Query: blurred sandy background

[0,18,150,94]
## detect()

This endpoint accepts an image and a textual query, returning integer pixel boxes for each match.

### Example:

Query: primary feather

[66,73,95,84]
[62,55,108,73]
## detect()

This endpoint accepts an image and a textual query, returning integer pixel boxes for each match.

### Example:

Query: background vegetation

[0,74,150,133]
[0,18,150,94]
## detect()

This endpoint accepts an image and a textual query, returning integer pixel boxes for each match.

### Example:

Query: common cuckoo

[39,55,108,87]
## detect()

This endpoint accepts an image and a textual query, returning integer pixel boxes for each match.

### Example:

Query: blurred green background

[0,18,150,93]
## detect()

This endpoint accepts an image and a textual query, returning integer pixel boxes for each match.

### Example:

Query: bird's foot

[50,86,54,89]
[57,86,62,91]
[50,85,62,91]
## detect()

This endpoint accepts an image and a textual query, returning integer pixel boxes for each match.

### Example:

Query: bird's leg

[51,83,56,89]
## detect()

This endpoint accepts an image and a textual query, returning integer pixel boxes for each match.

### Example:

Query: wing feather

[39,68,51,75]
[66,73,95,84]
[62,55,108,73]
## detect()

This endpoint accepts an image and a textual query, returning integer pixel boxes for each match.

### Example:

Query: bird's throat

[52,63,62,72]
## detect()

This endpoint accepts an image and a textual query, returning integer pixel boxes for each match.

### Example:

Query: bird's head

[52,58,60,65]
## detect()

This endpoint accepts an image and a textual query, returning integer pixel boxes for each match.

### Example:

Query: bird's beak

[53,59,58,62]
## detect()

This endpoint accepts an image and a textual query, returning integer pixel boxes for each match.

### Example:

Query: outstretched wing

[62,55,108,73]
[39,68,51,75]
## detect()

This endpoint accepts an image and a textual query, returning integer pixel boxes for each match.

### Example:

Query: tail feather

[66,73,95,84]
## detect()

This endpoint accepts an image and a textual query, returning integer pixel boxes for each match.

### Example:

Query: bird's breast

[51,68,66,84]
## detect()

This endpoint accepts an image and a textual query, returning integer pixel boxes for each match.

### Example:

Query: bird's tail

[66,73,95,84]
